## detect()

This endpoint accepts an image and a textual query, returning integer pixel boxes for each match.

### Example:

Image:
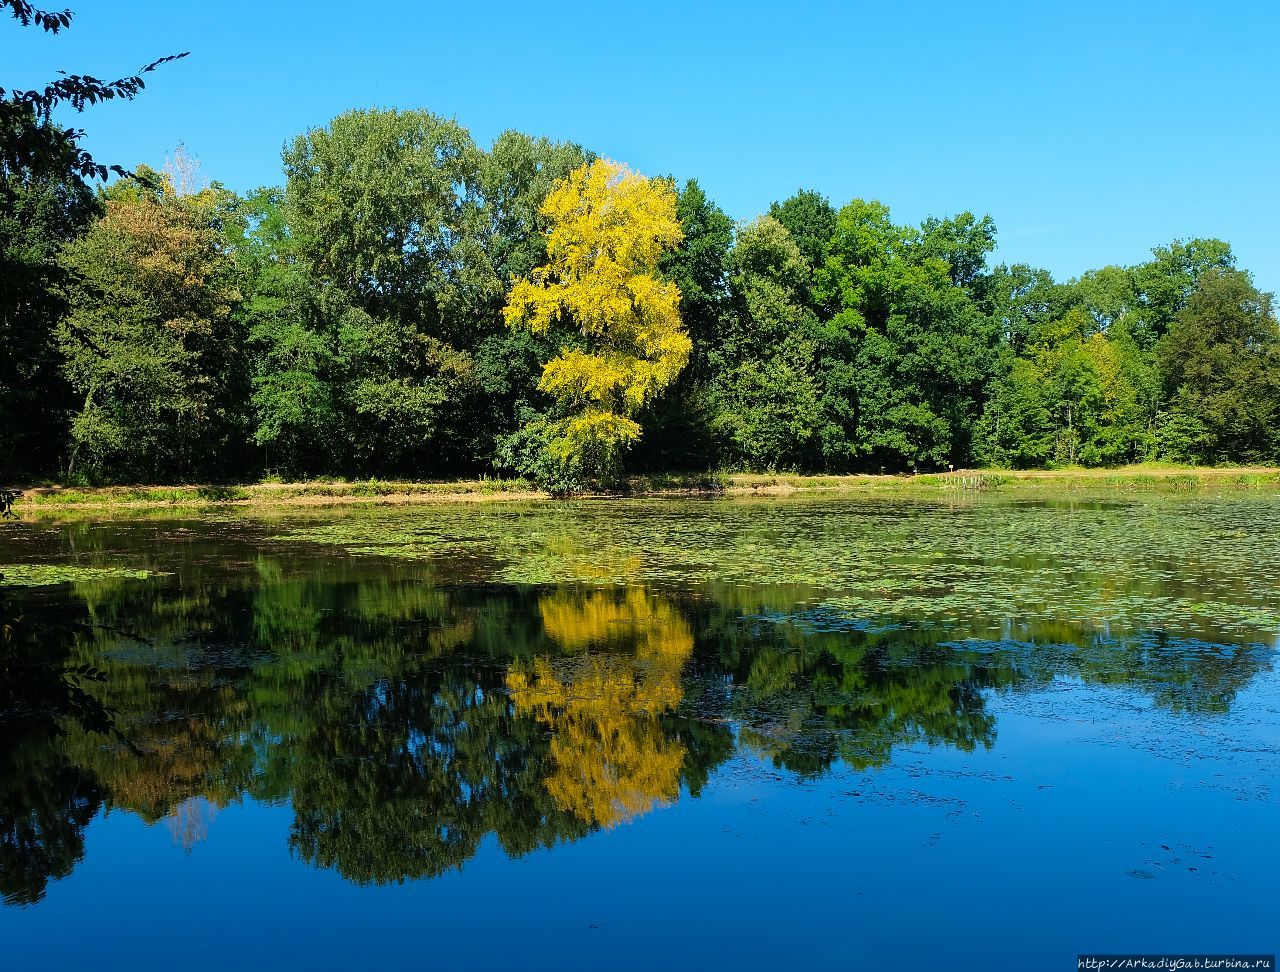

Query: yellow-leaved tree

[502,158,688,487]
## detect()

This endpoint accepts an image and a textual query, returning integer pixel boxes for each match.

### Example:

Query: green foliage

[767,189,836,276]
[57,172,246,481]
[659,179,734,369]
[477,130,593,286]
[1157,268,1280,463]
[283,108,483,326]
[272,110,488,474]
[632,179,734,471]
[452,134,593,468]
[0,98,1275,484]
[977,310,1156,467]
[973,357,1054,467]
[710,216,822,469]
[231,188,340,471]
[0,131,98,476]
[1128,238,1235,346]
[814,201,998,471]
[496,408,621,494]
[978,263,1066,355]
[975,239,1247,470]
[918,211,997,289]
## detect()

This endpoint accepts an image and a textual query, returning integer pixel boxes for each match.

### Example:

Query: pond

[1,495,1278,969]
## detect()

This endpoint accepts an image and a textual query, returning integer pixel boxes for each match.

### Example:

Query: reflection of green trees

[283,658,592,883]
[0,741,102,906]
[0,590,111,905]
[0,557,1272,903]
[742,648,1001,775]
[689,596,1274,774]
[698,615,1007,775]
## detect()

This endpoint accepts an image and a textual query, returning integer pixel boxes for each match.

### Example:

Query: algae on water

[279,495,1280,639]
[0,564,155,587]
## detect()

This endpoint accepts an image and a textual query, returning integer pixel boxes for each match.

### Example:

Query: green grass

[16,478,538,507]
[727,465,1280,494]
[22,485,251,505]
[8,464,1279,513]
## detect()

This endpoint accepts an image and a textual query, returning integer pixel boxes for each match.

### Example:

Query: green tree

[1,1,186,479]
[57,172,245,480]
[283,109,484,328]
[0,135,97,476]
[1129,238,1235,347]
[919,212,996,290]
[279,109,493,474]
[711,216,822,469]
[477,131,593,287]
[231,188,348,474]
[973,357,1054,468]
[767,189,836,278]
[660,180,734,370]
[815,200,997,470]
[1157,267,1280,463]
[978,307,1154,468]
[634,178,735,470]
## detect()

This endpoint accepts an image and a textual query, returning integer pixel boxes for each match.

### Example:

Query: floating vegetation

[0,564,156,587]
[280,495,1280,641]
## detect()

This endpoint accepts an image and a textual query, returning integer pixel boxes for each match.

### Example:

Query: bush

[496,410,628,494]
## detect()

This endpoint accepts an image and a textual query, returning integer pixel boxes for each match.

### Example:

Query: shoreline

[4,465,1280,513]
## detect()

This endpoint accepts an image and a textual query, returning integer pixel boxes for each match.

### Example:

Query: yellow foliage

[503,159,689,445]
[549,408,643,458]
[507,589,695,827]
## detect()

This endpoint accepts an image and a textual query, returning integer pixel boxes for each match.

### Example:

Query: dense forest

[4,102,1279,488]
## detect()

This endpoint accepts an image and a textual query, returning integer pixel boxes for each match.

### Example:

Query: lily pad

[0,564,156,587]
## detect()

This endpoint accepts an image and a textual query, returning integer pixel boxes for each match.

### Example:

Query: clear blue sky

[8,0,1278,293]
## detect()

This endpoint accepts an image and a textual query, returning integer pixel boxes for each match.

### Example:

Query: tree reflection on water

[0,555,1271,904]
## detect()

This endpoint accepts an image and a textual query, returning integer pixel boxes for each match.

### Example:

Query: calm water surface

[1,496,1278,969]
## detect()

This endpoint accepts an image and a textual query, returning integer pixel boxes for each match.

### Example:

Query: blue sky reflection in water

[0,497,1277,969]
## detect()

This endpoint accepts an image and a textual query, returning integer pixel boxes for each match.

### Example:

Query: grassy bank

[9,477,545,511]
[726,465,1280,495]
[5,464,1280,513]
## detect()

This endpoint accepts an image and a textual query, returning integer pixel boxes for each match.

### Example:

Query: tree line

[3,106,1278,488]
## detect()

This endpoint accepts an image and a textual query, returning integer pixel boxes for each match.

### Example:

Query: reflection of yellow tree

[508,589,694,828]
